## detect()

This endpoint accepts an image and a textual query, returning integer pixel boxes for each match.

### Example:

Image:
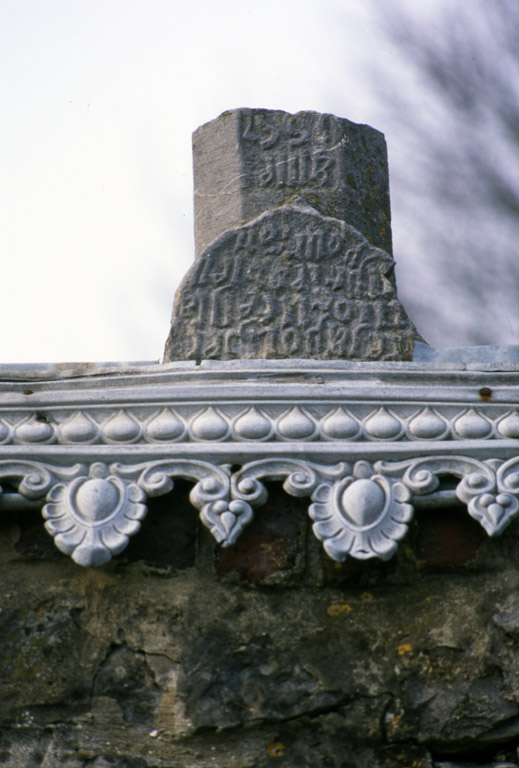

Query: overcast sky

[2,0,510,363]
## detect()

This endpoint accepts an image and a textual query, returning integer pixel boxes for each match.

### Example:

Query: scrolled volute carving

[0,460,84,499]
[376,455,496,497]
[226,459,350,554]
[376,455,519,537]
[231,458,349,501]
[229,458,351,545]
[115,458,249,547]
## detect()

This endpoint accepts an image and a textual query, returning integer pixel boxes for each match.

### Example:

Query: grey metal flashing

[413,340,519,363]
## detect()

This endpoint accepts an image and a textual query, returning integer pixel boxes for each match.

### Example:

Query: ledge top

[0,351,518,384]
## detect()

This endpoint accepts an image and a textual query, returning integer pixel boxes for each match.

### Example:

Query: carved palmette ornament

[199,497,254,546]
[42,462,147,567]
[309,461,413,561]
[456,457,519,535]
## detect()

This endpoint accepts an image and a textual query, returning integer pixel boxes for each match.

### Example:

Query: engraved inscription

[165,207,418,362]
[255,152,336,189]
[241,112,340,191]
[192,108,393,260]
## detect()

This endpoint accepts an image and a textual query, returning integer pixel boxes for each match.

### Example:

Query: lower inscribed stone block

[164,205,421,361]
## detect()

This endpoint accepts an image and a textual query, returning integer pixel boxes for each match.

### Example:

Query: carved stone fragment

[164,205,421,361]
[165,108,426,362]
[193,108,392,257]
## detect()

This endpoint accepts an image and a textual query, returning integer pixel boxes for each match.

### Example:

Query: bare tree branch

[371,0,519,346]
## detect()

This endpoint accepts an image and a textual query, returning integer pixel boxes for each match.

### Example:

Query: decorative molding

[0,360,518,566]
[1,404,519,446]
[1,454,519,566]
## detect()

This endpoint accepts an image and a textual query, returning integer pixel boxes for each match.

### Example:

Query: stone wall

[2,483,519,768]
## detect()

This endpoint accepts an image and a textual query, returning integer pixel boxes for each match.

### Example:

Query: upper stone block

[193,108,392,258]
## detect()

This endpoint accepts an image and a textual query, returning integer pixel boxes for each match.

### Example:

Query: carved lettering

[241,112,337,153]
[259,156,276,186]
[191,256,213,286]
[256,293,276,322]
[280,327,302,356]
[271,266,290,291]
[331,298,351,323]
[193,108,394,259]
[238,291,256,320]
[242,112,340,191]
[259,121,280,149]
[184,329,201,359]
[287,123,309,148]
[258,222,282,255]
[255,151,336,189]
[209,287,234,328]
[201,334,223,359]
[315,154,336,186]
[223,329,241,356]
[314,113,338,148]
[233,229,250,253]
[177,293,202,322]
[165,207,420,363]
[306,323,326,356]
[241,112,258,142]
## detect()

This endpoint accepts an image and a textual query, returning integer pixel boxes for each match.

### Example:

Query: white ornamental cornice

[0,359,518,567]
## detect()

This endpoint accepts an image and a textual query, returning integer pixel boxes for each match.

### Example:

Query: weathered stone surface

[2,500,519,767]
[166,108,423,361]
[165,205,420,361]
[193,108,392,258]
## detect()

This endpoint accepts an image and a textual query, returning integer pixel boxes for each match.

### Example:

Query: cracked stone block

[193,108,392,258]
[164,205,421,361]
[92,645,158,726]
[178,628,343,729]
